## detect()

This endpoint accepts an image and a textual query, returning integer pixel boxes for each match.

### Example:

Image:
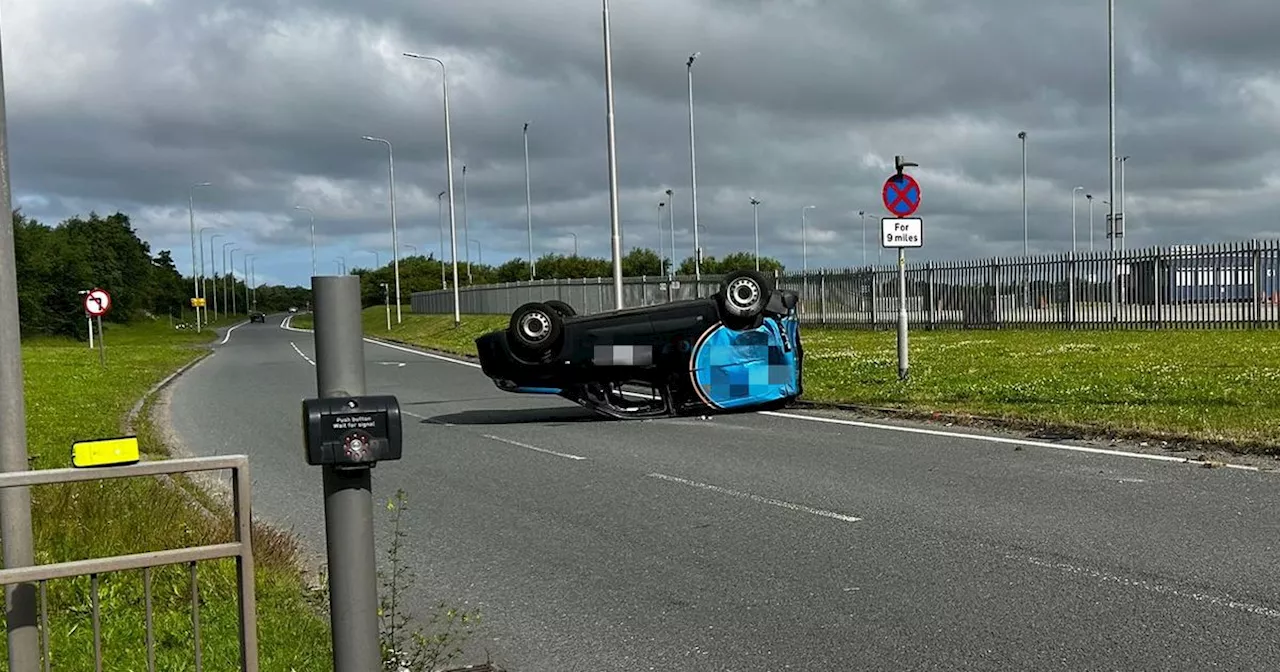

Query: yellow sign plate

[190,297,207,307]
[72,436,140,468]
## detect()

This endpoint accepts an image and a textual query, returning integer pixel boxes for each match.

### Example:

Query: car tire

[507,302,564,358]
[544,299,577,318]
[718,270,772,323]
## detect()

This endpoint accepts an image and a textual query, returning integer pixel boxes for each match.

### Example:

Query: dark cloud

[6,0,1280,287]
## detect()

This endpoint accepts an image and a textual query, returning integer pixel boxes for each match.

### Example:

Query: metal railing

[0,455,258,672]
[410,240,1280,330]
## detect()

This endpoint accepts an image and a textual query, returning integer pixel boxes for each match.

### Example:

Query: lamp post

[402,51,461,326]
[436,190,447,289]
[569,232,578,257]
[858,210,867,265]
[199,225,217,324]
[1086,194,1094,252]
[222,241,235,317]
[335,257,345,275]
[187,181,211,331]
[208,232,223,320]
[686,51,701,282]
[665,188,675,279]
[366,250,380,268]
[1071,186,1083,253]
[404,244,417,256]
[601,0,624,309]
[750,198,761,271]
[801,205,815,275]
[295,205,315,278]
[361,135,401,323]
[243,254,255,312]
[462,163,471,284]
[228,248,239,315]
[470,239,482,267]
[524,121,534,278]
[656,201,665,275]
[1018,131,1028,256]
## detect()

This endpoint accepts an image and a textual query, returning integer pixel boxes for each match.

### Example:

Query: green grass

[299,308,1280,452]
[0,314,333,670]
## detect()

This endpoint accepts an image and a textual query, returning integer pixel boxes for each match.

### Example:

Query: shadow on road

[427,406,608,426]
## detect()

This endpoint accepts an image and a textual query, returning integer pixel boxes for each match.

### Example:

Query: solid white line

[482,434,586,461]
[289,341,316,366]
[647,472,862,522]
[275,322,1267,474]
[1012,554,1280,619]
[219,320,250,345]
[757,410,1262,472]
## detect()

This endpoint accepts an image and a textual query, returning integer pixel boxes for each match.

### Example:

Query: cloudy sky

[5,0,1280,287]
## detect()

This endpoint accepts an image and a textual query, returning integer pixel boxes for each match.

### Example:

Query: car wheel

[544,299,577,318]
[719,270,772,321]
[507,302,564,357]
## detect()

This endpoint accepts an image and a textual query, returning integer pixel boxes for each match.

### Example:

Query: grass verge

[0,315,335,670]
[296,308,1280,453]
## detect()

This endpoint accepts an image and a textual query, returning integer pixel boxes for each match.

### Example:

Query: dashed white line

[289,341,316,366]
[647,472,862,523]
[482,434,586,461]
[1012,554,1280,619]
[219,320,249,345]
[278,319,1267,474]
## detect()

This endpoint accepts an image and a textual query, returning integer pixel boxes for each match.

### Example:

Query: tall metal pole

[250,257,257,309]
[686,52,701,282]
[1018,131,1028,255]
[1118,156,1128,251]
[1071,186,1083,253]
[199,226,215,322]
[524,122,535,278]
[0,21,39,665]
[403,52,461,326]
[1087,195,1094,252]
[188,182,210,332]
[657,202,665,275]
[222,242,234,317]
[750,198,761,271]
[463,170,475,273]
[244,254,252,312]
[801,205,815,275]
[570,232,578,257]
[897,246,908,381]
[666,189,675,279]
[437,191,447,289]
[228,248,238,315]
[209,233,223,320]
[311,275,382,672]
[362,136,401,324]
[601,0,624,310]
[1108,0,1117,321]
[296,205,315,279]
[860,209,870,264]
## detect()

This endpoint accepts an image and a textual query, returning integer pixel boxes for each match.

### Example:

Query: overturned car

[474,270,804,419]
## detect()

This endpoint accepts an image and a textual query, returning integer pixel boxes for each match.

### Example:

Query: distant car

[475,270,804,419]
[289,307,298,313]
[249,312,266,323]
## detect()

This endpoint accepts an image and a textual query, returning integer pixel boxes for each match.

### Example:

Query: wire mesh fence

[410,240,1280,330]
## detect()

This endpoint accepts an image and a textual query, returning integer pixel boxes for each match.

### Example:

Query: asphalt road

[167,314,1280,671]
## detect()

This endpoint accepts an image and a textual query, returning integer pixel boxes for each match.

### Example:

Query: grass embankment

[296,308,1280,452]
[0,316,332,670]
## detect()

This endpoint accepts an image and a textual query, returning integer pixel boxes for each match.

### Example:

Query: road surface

[166,314,1280,670]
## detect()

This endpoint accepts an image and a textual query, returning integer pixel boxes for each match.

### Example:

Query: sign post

[382,282,391,331]
[881,156,922,381]
[83,288,111,366]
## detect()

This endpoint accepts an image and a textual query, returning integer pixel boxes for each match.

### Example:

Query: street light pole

[199,225,217,324]
[1071,186,1083,253]
[1086,194,1094,252]
[569,232,578,257]
[686,52,701,282]
[222,242,235,317]
[436,190,447,289]
[295,205,315,278]
[750,198,761,271]
[188,181,211,332]
[656,202,665,275]
[859,210,866,266]
[601,0,624,310]
[402,52,461,326]
[1018,131,1028,256]
[462,164,471,284]
[524,122,535,279]
[362,135,401,324]
[470,239,482,267]
[208,233,223,320]
[244,254,254,312]
[1118,155,1129,251]
[665,188,674,279]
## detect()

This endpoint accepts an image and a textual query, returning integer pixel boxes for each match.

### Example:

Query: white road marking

[759,410,1262,472]
[219,320,250,345]
[647,472,862,523]
[1012,554,1280,620]
[276,322,1267,474]
[289,342,316,366]
[482,434,586,461]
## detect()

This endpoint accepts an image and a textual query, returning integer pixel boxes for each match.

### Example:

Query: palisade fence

[411,240,1280,330]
